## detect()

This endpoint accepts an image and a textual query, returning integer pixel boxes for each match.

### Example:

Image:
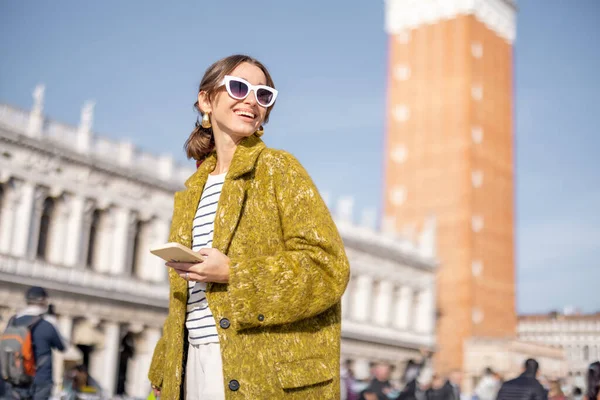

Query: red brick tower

[382,0,517,373]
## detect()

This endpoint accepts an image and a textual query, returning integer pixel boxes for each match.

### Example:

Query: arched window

[130,220,143,277]
[37,197,55,260]
[86,209,102,267]
[0,185,4,229]
[583,345,590,361]
[116,331,135,395]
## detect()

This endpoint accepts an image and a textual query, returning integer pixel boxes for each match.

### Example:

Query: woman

[587,362,600,400]
[148,54,350,399]
[548,380,565,400]
[62,364,103,400]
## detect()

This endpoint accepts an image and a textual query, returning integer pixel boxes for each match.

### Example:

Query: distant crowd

[342,355,600,400]
[2,287,600,399]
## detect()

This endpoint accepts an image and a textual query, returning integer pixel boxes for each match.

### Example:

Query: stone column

[393,285,413,330]
[127,327,161,398]
[12,182,37,258]
[132,218,152,280]
[415,287,435,333]
[48,193,71,265]
[78,199,97,268]
[94,207,116,273]
[0,179,21,254]
[351,274,373,322]
[111,207,136,275]
[373,280,395,327]
[98,321,120,397]
[63,196,88,267]
[89,346,104,391]
[148,218,171,282]
[341,277,352,320]
[52,315,73,394]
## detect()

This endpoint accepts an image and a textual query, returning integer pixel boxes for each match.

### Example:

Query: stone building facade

[463,338,567,395]
[518,312,600,386]
[0,87,438,397]
[0,85,191,398]
[336,209,438,381]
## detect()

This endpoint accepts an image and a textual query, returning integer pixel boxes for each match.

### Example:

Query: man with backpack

[0,286,67,399]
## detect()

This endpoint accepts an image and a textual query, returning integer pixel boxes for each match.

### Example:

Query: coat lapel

[176,155,217,246]
[176,134,266,256]
[169,156,216,293]
[212,134,265,255]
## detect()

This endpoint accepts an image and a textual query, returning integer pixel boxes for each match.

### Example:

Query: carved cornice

[343,320,436,350]
[346,248,435,288]
[0,283,166,329]
[0,139,173,220]
[0,252,169,309]
[0,124,185,194]
[341,338,423,361]
[340,224,438,272]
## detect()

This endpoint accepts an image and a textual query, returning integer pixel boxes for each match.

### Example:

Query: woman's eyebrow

[239,76,267,86]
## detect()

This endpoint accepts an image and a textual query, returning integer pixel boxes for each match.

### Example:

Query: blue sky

[1,1,598,314]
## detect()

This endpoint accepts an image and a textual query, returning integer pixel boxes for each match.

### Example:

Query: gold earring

[255,125,264,137]
[201,113,211,129]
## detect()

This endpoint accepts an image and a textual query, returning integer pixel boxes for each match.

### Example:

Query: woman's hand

[166,248,230,283]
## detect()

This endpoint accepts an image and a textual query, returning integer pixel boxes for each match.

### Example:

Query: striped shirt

[185,172,226,345]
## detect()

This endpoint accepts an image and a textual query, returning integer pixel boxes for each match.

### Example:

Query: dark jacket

[14,306,66,385]
[426,385,454,400]
[496,373,548,400]
[441,381,460,400]
[359,378,392,400]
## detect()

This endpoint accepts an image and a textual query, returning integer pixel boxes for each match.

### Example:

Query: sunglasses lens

[256,88,274,106]
[228,79,248,99]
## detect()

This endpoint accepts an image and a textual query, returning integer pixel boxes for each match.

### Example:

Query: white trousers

[185,342,226,400]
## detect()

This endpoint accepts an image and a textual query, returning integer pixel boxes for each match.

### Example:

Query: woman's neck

[212,128,244,175]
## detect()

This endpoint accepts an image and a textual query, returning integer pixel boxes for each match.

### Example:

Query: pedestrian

[587,362,600,400]
[443,370,462,400]
[474,367,500,400]
[496,359,548,400]
[0,286,67,400]
[147,54,350,399]
[358,363,395,400]
[397,349,433,400]
[61,364,103,400]
[548,380,565,400]
[426,375,452,400]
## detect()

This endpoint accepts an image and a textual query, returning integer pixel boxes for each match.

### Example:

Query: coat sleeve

[228,151,350,330]
[148,193,184,388]
[148,332,165,388]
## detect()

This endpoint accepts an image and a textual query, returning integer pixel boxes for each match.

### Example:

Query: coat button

[257,314,265,322]
[219,318,230,329]
[228,379,240,391]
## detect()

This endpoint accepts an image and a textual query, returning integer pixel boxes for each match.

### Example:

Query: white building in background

[336,210,437,381]
[0,85,192,399]
[518,311,600,385]
[0,86,438,398]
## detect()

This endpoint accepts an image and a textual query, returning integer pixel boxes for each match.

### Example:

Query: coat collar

[184,133,266,188]
[174,133,266,257]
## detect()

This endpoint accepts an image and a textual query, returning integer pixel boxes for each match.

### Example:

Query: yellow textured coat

[148,134,350,399]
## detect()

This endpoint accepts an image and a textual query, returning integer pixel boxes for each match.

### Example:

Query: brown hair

[184,54,276,161]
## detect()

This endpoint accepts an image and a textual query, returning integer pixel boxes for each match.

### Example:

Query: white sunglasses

[220,75,278,108]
